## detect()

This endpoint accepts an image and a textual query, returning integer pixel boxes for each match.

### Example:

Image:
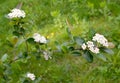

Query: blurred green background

[0,0,120,83]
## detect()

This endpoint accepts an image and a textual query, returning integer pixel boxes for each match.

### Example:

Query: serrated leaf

[83,51,93,62]
[101,48,114,55]
[96,53,106,61]
[73,36,84,46]
[1,54,8,62]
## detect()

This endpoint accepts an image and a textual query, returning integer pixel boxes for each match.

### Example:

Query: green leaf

[54,41,62,52]
[83,51,93,62]
[27,38,35,44]
[14,25,19,31]
[61,45,68,53]
[23,52,28,58]
[35,77,41,83]
[87,28,96,39]
[96,53,106,61]
[71,51,81,56]
[15,38,24,47]
[20,21,25,24]
[23,80,30,83]
[6,40,14,47]
[73,36,84,46]
[20,28,25,34]
[1,54,8,62]
[68,46,74,51]
[101,48,114,55]
[13,31,20,37]
[118,44,120,49]
[18,52,24,58]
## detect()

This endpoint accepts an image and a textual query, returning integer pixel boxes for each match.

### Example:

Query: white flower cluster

[81,41,99,54]
[43,51,52,60]
[92,33,108,47]
[33,33,47,44]
[27,73,35,81]
[81,33,108,54]
[87,41,99,54]
[7,8,25,19]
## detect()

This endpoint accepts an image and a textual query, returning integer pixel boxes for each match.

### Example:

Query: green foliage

[0,0,120,83]
[101,47,114,55]
[83,50,93,62]
[27,38,35,44]
[73,36,84,46]
[1,54,8,62]
[96,53,107,61]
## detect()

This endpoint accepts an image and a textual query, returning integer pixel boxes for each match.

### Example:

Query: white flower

[92,33,108,47]
[40,36,47,43]
[86,41,94,48]
[7,8,25,19]
[27,73,35,81]
[43,51,52,60]
[81,43,87,50]
[86,41,99,54]
[33,33,47,44]
[89,47,100,54]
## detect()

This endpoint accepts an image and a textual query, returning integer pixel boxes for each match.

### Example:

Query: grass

[0,0,120,83]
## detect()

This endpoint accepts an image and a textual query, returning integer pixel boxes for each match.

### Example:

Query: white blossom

[27,73,35,81]
[81,43,87,50]
[7,8,25,19]
[86,41,99,54]
[92,33,108,47]
[86,41,94,48]
[33,33,47,44]
[89,47,100,54]
[43,51,52,60]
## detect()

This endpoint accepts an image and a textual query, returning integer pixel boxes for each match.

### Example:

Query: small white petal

[86,41,99,54]
[81,43,87,50]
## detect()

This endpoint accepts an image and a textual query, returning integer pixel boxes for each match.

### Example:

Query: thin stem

[23,35,29,54]
[9,57,20,64]
[74,48,82,50]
